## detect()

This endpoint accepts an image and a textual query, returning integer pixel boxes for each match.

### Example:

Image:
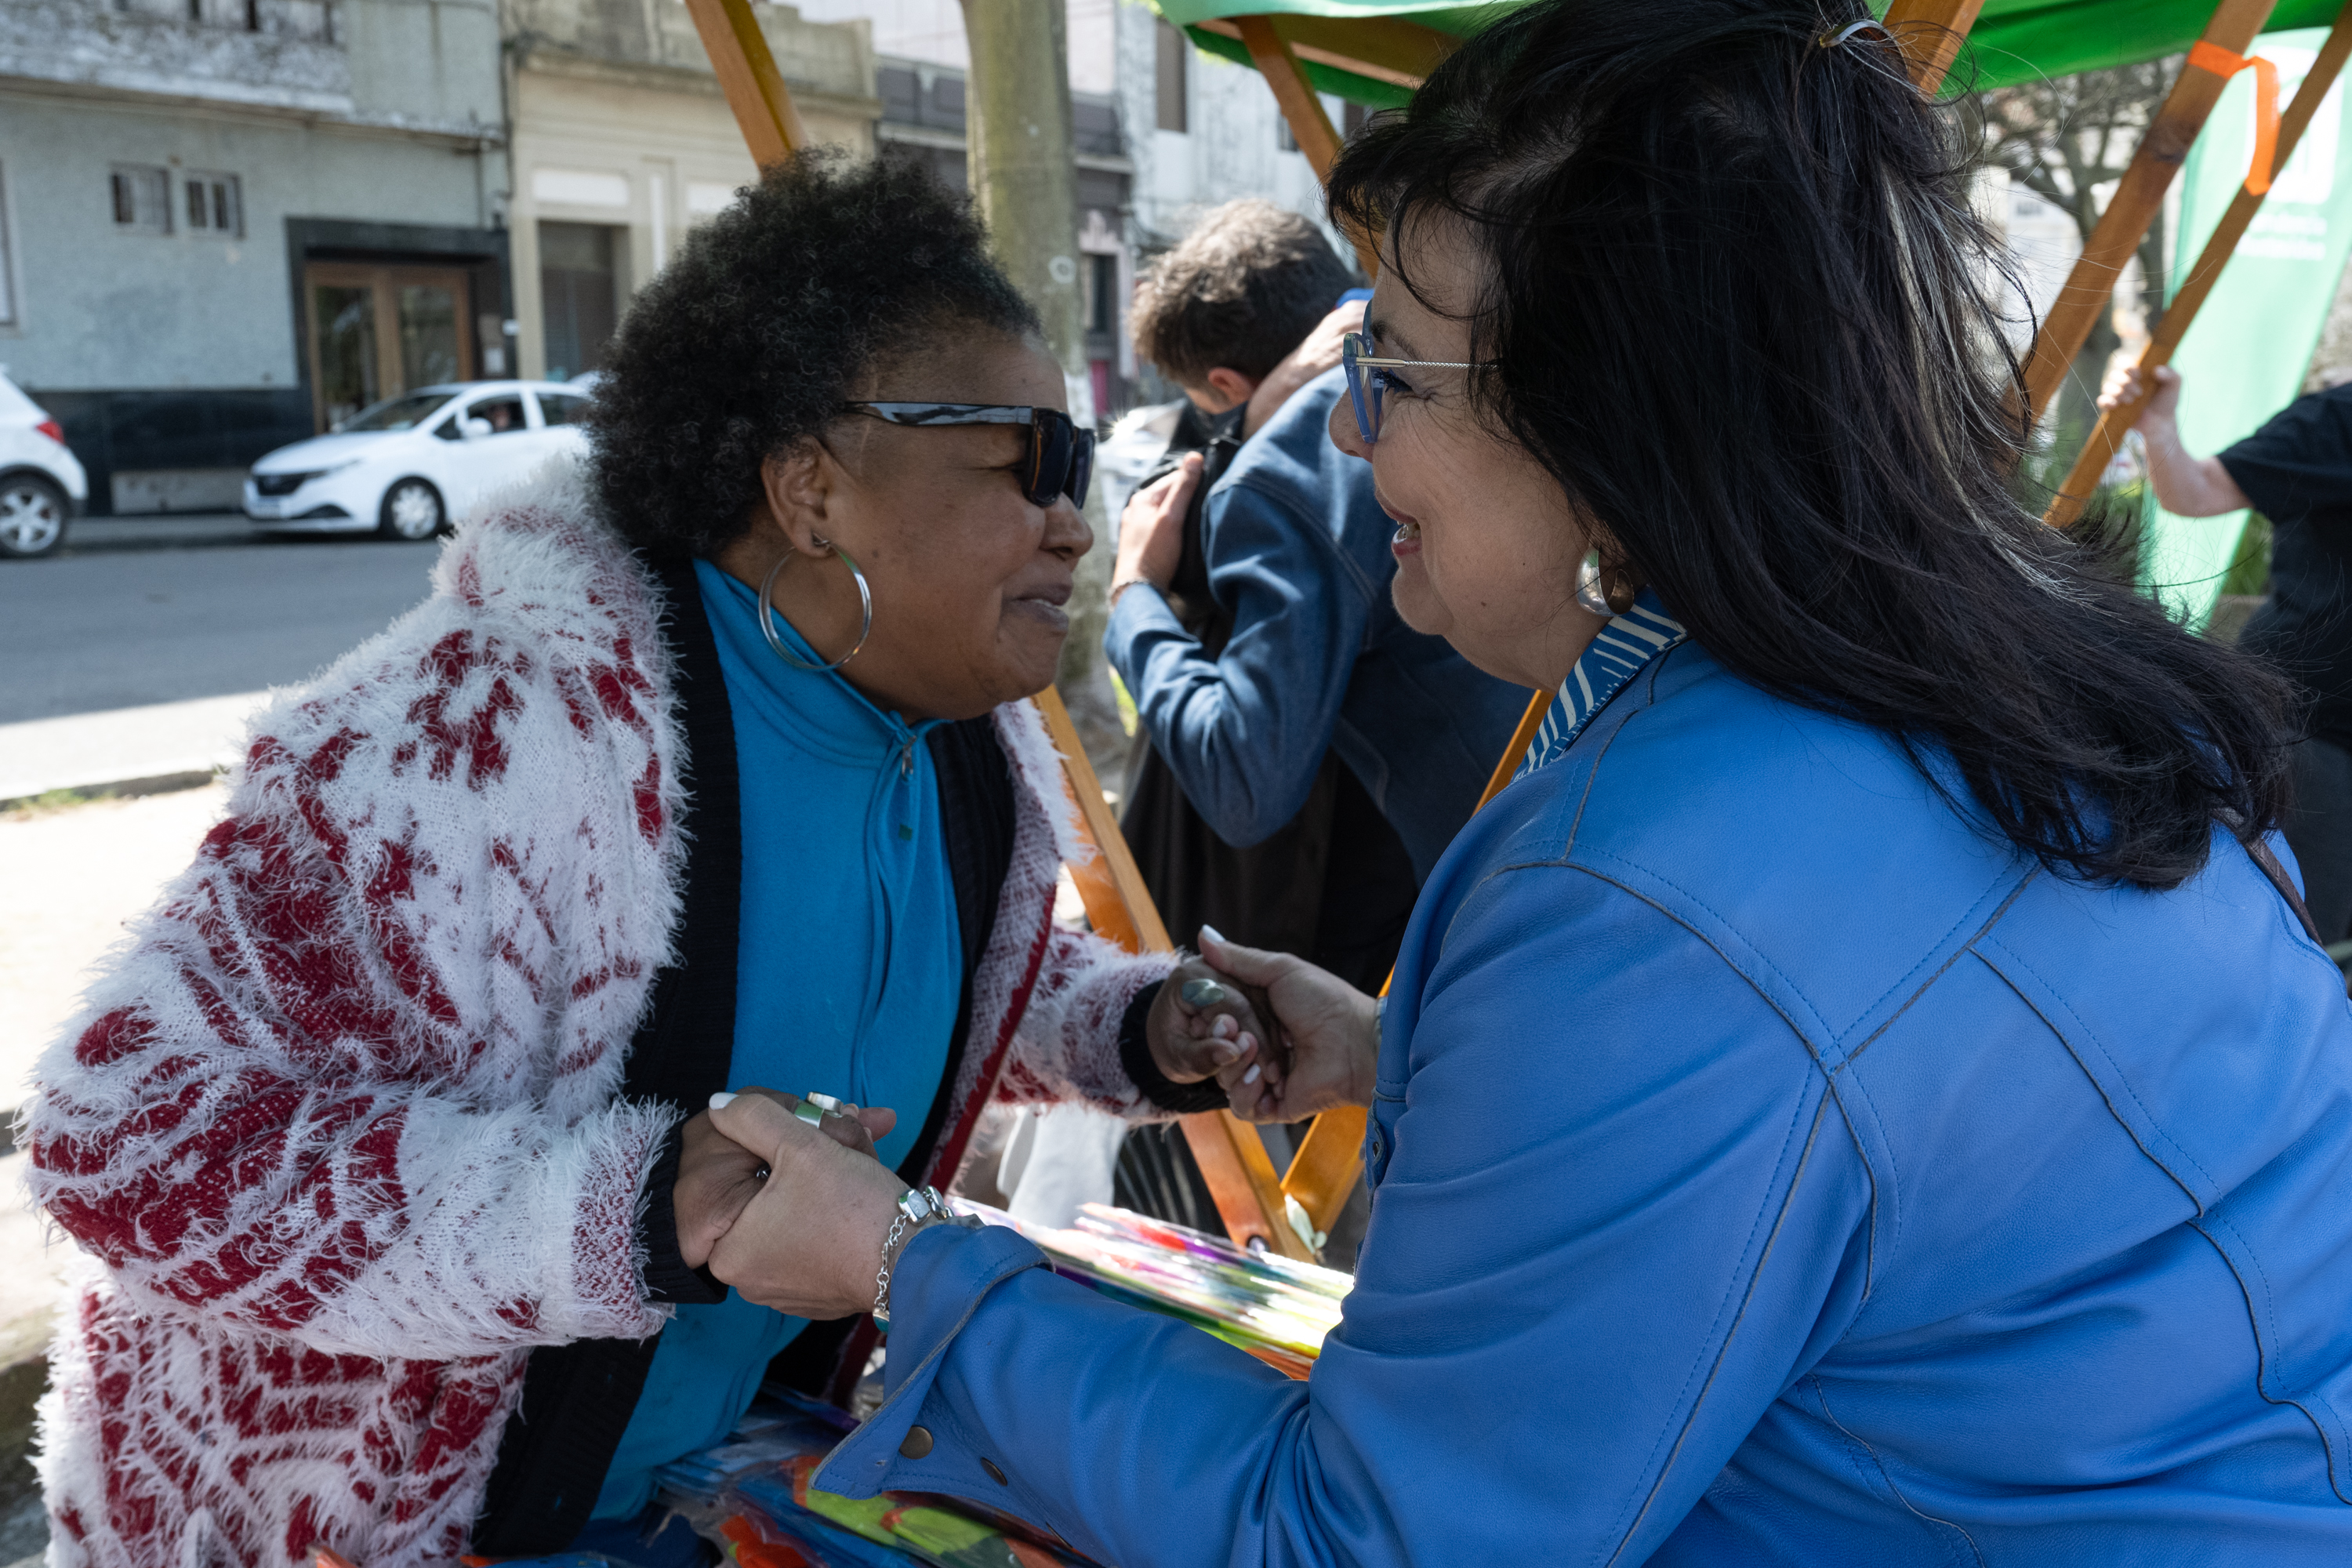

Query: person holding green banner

[2104,358,2352,941]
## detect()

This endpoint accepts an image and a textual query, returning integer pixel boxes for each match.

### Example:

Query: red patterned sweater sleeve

[993,925,1178,1114]
[978,702,1181,1118]
[27,500,689,1361]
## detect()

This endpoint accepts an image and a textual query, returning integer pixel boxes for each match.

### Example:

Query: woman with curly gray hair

[25,152,1269,1568]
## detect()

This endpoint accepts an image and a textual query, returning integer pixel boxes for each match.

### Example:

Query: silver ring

[758,543,873,673]
[1181,978,1229,1008]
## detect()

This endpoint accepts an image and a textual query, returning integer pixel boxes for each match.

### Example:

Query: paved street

[1,514,441,724]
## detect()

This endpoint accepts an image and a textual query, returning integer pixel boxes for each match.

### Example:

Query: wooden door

[304,262,474,430]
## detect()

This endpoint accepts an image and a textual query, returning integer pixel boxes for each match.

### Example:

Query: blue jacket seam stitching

[1808,1374,1989,1565]
[1979,935,2221,1196]
[1842,873,2037,1072]
[1967,944,2207,1216]
[2185,1214,2352,1504]
[1601,1090,1837,1567]
[1838,871,2029,1051]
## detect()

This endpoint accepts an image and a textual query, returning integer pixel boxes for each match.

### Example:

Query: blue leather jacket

[1103,370,1525,880]
[820,640,2352,1563]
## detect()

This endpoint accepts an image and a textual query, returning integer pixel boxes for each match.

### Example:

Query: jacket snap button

[898,1426,934,1460]
[981,1457,1008,1485]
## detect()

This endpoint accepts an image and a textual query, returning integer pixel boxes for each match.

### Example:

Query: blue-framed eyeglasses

[838,401,1094,508]
[1340,332,1485,445]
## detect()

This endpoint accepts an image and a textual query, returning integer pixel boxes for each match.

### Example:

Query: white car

[0,370,90,560]
[245,380,593,541]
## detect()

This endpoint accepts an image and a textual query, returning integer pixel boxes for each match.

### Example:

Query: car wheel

[378,477,445,542]
[0,473,68,559]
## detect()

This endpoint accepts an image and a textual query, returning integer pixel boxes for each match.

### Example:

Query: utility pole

[961,0,1131,779]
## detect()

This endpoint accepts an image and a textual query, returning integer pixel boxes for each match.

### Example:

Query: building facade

[0,0,507,513]
[867,54,1135,411]
[0,0,1352,515]
[502,0,878,383]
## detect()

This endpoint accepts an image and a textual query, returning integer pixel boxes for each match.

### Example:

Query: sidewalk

[0,690,268,804]
[55,511,256,554]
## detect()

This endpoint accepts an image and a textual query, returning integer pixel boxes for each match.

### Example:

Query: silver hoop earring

[758,540,873,672]
[1575,558,1618,619]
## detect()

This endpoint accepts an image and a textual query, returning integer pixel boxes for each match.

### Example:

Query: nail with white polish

[1200,924,1226,946]
[710,1091,737,1109]
[1243,1064,1261,1084]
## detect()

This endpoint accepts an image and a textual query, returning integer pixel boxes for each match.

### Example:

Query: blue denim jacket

[1103,369,1525,881]
[819,639,2352,1564]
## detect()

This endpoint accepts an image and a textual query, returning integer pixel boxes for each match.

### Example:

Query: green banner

[1152,0,2348,101]
[2143,28,2352,631]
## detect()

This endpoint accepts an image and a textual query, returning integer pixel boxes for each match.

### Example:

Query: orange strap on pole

[2045,0,2352,528]
[2018,0,2281,426]
[2187,40,2283,194]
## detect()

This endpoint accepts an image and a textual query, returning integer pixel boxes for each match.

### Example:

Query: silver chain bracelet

[874,1185,968,1328]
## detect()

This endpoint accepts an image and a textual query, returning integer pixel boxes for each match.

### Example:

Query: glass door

[304,262,474,430]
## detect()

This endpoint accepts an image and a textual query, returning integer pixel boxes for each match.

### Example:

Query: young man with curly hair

[1109,199,1522,1004]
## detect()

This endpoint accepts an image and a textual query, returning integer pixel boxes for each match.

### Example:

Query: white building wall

[1110,0,1349,262]
[502,0,878,379]
[0,92,493,390]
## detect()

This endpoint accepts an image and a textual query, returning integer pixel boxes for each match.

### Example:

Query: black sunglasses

[839,402,1095,509]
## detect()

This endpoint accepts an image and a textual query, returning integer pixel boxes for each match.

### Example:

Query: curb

[0,770,220,817]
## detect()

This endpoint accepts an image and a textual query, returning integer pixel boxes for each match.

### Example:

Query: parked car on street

[245,380,594,541]
[0,370,90,560]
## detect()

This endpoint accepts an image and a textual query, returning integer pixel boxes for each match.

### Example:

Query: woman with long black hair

[696,3,2352,1560]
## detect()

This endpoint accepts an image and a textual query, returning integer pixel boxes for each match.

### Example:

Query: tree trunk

[961,0,1132,785]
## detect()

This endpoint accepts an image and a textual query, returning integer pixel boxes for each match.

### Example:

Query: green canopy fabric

[1159,0,2346,106]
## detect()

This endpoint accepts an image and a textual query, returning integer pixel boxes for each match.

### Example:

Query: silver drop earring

[1575,557,1617,619]
[758,538,874,672]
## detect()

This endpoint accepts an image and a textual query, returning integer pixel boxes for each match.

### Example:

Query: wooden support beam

[1030,688,1312,1261]
[1234,16,1380,276]
[2046,2,2352,528]
[1276,685,1555,1247]
[1882,0,1987,94]
[2018,0,2280,426]
[681,0,810,168]
[1236,16,1345,177]
[1193,13,1457,92]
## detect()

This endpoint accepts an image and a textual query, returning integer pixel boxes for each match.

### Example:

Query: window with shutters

[111,165,172,234]
[184,172,242,238]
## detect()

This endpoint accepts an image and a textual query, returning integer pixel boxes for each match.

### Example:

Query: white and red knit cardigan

[24,463,1175,1568]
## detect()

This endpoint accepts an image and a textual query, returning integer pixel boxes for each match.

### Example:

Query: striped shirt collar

[1513,590,1687,782]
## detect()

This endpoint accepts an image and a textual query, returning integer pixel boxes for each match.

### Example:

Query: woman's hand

[672,1090,896,1269]
[1148,958,1283,1105]
[705,1091,909,1319]
[672,1112,771,1269]
[1196,926,1379,1122]
[1112,453,1200,601]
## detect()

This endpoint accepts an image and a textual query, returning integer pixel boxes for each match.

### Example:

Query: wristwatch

[873,1185,982,1329]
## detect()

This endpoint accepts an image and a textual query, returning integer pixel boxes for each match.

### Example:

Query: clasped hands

[671,936,1381,1319]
